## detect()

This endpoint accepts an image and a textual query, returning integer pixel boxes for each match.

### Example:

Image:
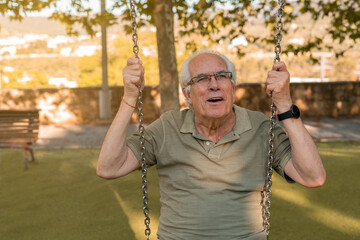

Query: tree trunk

[153,0,180,113]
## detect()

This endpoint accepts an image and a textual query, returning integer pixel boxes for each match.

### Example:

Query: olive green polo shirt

[127,105,292,240]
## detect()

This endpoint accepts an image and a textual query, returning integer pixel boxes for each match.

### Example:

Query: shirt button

[206,141,210,146]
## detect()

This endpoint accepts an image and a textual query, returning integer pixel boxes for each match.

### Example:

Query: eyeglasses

[188,71,232,86]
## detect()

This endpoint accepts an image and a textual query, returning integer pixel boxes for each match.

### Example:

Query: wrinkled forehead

[189,53,228,77]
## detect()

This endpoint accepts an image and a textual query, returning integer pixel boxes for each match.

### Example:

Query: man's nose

[208,76,219,89]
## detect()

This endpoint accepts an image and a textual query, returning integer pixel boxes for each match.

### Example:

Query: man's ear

[182,88,192,105]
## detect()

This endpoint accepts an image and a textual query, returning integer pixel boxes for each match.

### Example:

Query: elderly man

[97,50,326,240]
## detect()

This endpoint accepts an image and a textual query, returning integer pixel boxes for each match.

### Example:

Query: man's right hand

[123,58,145,101]
[97,57,144,179]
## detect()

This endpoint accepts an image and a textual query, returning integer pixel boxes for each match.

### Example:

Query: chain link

[262,0,285,239]
[129,1,151,239]
[130,0,139,59]
[274,0,285,64]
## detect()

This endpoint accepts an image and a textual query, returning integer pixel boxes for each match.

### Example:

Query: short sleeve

[271,124,295,183]
[126,117,164,167]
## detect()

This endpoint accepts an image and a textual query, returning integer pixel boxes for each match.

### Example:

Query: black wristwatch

[277,104,300,121]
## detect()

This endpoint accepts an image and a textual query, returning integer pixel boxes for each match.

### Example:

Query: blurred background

[0,0,359,239]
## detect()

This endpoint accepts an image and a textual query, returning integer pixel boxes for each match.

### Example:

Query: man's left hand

[266,61,293,113]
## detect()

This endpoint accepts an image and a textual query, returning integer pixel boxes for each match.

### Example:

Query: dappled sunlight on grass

[275,187,360,235]
[111,186,160,240]
[318,151,359,158]
[107,168,161,240]
[270,142,360,240]
[316,142,360,159]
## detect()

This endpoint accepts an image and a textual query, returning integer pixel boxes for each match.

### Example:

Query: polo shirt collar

[180,108,209,140]
[180,105,252,137]
[232,105,252,136]
[180,108,196,134]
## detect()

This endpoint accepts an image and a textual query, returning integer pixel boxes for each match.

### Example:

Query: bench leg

[29,148,35,163]
[24,149,29,170]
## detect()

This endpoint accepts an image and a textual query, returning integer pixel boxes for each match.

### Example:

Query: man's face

[185,53,235,121]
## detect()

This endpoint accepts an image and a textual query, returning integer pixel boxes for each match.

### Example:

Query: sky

[26,0,123,17]
[25,0,231,17]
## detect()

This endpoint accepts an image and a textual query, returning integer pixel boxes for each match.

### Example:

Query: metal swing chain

[129,1,151,239]
[262,0,285,239]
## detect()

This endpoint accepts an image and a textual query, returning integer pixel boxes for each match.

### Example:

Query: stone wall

[0,81,359,125]
[234,81,360,119]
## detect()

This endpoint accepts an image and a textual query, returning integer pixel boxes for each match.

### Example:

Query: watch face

[292,105,300,118]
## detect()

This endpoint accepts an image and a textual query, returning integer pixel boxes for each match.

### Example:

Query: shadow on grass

[0,149,139,240]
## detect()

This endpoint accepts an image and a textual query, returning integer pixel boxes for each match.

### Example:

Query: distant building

[23,33,48,42]
[0,46,16,56]
[47,35,74,49]
[74,45,99,57]
[3,66,15,72]
[48,77,78,88]
[2,76,9,83]
[17,73,32,84]
[0,36,26,46]
[60,47,72,56]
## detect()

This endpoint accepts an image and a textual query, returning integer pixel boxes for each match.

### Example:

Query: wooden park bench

[0,110,40,169]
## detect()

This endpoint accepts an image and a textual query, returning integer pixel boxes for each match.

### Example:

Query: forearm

[97,97,137,178]
[282,117,326,187]
[266,62,326,187]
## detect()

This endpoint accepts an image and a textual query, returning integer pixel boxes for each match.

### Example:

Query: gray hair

[179,50,237,95]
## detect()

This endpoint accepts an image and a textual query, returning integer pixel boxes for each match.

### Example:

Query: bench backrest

[0,110,40,144]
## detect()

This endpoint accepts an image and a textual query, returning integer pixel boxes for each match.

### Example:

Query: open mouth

[207,97,223,103]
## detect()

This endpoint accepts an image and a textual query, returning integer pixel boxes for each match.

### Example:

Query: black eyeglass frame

[188,71,233,86]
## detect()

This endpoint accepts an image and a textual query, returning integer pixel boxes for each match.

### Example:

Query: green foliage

[286,54,319,79]
[0,0,56,20]
[1,57,79,89]
[2,0,360,59]
[3,57,79,79]
[2,0,359,88]
[234,51,359,83]
[49,8,118,37]
[118,0,360,59]
[1,69,52,89]
[16,40,56,54]
[236,56,273,83]
[2,36,357,89]
[77,30,160,87]
[1,69,24,88]
[78,54,102,86]
[28,70,52,88]
[328,53,358,81]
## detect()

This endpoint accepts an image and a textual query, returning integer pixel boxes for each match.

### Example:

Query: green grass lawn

[0,142,359,240]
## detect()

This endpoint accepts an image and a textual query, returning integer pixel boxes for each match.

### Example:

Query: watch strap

[277,104,300,121]
[277,109,293,121]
